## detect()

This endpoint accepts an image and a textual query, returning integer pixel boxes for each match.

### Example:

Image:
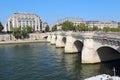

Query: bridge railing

[94,32,120,39]
[93,32,120,42]
[46,31,120,40]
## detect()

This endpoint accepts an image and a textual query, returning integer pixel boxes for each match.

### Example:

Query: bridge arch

[55,36,57,40]
[56,36,66,48]
[73,40,83,53]
[62,37,66,44]
[97,46,120,62]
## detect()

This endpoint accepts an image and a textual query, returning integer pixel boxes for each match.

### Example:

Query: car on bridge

[103,36,108,40]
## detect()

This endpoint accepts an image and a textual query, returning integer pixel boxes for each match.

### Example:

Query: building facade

[54,17,84,30]
[42,22,48,32]
[86,20,118,29]
[118,22,120,27]
[4,12,42,32]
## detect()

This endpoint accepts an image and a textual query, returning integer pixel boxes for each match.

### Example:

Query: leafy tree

[0,22,4,32]
[83,25,88,31]
[52,25,57,31]
[88,27,93,31]
[21,27,28,38]
[12,27,22,39]
[25,26,33,33]
[12,26,33,39]
[103,26,110,32]
[21,26,33,38]
[110,27,120,32]
[118,27,120,32]
[75,25,81,31]
[93,26,98,31]
[62,21,74,31]
[22,31,29,38]
[78,23,88,31]
[45,25,49,32]
[98,28,102,31]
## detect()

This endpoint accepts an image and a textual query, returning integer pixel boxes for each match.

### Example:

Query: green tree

[62,21,74,31]
[0,22,4,32]
[12,27,22,39]
[110,27,120,32]
[118,27,120,32]
[25,26,33,33]
[103,26,110,32]
[52,25,57,31]
[98,28,102,31]
[45,25,49,32]
[21,26,33,38]
[21,27,28,38]
[88,27,93,31]
[12,26,33,39]
[79,23,88,31]
[93,26,98,31]
[75,25,82,31]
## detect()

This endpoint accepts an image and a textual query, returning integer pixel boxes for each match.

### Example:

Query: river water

[0,43,120,80]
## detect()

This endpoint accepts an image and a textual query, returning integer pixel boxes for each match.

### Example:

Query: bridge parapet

[94,32,120,39]
[94,36,120,46]
[58,31,66,36]
[71,32,95,39]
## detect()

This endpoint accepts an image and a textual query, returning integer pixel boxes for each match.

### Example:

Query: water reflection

[0,43,120,80]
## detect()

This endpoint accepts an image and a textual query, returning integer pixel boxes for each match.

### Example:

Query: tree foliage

[75,23,88,31]
[12,26,33,39]
[88,27,93,31]
[103,27,111,32]
[62,21,74,31]
[12,27,22,39]
[45,25,49,32]
[92,26,99,31]
[52,25,57,31]
[0,22,4,32]
[23,26,33,33]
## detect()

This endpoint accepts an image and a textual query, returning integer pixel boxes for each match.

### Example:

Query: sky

[0,0,120,26]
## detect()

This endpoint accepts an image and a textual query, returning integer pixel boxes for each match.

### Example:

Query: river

[0,43,120,80]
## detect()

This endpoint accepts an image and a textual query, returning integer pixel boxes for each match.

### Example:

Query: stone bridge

[46,31,120,64]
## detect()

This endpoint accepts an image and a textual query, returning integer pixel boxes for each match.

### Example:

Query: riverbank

[0,39,48,44]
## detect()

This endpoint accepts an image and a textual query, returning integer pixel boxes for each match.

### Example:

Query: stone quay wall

[0,33,46,41]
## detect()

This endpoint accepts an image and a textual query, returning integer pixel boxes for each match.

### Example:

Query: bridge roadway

[46,31,120,64]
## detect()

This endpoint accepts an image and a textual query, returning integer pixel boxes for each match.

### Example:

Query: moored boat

[85,68,120,80]
[85,74,120,80]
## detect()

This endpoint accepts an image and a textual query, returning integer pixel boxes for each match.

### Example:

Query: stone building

[4,12,42,32]
[54,17,84,30]
[42,22,48,32]
[118,22,120,27]
[86,20,118,29]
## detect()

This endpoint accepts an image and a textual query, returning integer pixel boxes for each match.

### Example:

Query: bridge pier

[47,35,51,42]
[56,35,65,48]
[64,36,78,53]
[50,35,56,45]
[82,39,100,63]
